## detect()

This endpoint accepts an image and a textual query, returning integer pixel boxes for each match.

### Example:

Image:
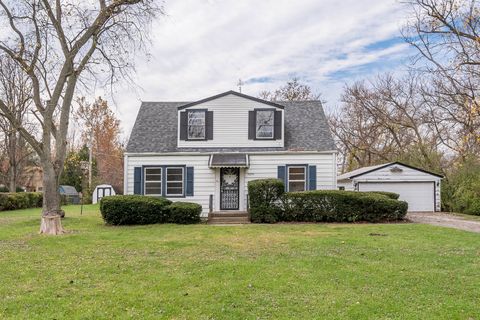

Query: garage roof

[338,162,443,181]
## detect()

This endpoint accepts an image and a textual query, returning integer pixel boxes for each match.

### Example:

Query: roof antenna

[237,79,244,93]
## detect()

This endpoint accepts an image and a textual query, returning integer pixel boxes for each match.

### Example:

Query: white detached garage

[337,162,443,212]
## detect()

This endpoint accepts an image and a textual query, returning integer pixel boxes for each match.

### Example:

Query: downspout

[123,154,128,194]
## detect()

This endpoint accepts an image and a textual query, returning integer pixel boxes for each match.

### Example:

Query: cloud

[106,0,411,136]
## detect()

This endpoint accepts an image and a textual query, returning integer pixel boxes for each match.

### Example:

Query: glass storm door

[220,168,240,210]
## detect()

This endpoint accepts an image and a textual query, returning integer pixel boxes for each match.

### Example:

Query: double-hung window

[166,167,184,196]
[144,167,162,195]
[288,166,306,192]
[255,110,274,139]
[187,110,206,140]
[144,166,185,197]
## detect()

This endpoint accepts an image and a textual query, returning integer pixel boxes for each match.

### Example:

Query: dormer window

[187,110,206,140]
[248,108,282,140]
[179,109,213,141]
[256,110,274,139]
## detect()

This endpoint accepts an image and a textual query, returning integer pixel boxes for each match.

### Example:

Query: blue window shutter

[134,167,142,194]
[277,166,286,190]
[186,167,194,196]
[309,165,317,190]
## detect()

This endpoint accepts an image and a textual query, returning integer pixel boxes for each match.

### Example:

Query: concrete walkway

[407,212,480,233]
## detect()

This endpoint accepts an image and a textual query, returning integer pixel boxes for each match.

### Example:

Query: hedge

[0,192,43,211]
[167,202,202,224]
[248,179,285,223]
[281,190,408,222]
[99,195,202,225]
[100,195,172,225]
[0,186,26,193]
[247,179,408,223]
[365,191,400,200]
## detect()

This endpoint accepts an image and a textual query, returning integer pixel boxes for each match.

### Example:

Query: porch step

[208,211,250,224]
[209,211,249,218]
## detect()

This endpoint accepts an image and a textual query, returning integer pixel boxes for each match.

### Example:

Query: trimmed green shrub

[365,191,400,200]
[281,191,407,223]
[247,178,408,223]
[167,202,202,224]
[0,192,43,211]
[100,195,172,225]
[248,179,285,223]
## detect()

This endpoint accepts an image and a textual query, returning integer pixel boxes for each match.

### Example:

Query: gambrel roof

[126,92,336,153]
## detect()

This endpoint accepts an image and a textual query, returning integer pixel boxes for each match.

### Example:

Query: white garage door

[358,182,435,212]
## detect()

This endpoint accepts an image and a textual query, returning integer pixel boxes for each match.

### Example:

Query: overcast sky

[109,0,412,137]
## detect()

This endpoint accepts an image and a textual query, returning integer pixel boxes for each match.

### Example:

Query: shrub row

[0,192,43,211]
[281,190,407,223]
[365,191,400,200]
[99,195,202,225]
[248,179,408,223]
[248,179,285,223]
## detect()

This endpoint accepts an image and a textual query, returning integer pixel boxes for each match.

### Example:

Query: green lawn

[1,206,479,319]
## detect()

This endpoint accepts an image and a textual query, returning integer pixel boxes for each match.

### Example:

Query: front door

[220,168,240,210]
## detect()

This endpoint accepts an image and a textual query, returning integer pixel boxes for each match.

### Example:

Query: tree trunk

[8,165,15,193]
[8,131,16,192]
[39,161,65,235]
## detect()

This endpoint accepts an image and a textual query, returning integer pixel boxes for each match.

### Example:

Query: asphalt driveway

[407,212,480,233]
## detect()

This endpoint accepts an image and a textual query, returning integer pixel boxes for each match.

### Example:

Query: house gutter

[124,150,338,157]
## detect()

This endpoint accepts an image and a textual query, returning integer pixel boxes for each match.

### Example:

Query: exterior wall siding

[126,154,214,216]
[242,153,337,212]
[177,94,284,148]
[337,180,354,191]
[125,152,336,217]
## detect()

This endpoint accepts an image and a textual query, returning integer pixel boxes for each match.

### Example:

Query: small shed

[58,185,80,204]
[92,184,116,204]
[337,162,443,212]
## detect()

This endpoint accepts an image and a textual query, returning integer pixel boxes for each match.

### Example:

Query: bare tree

[259,78,323,102]
[0,0,160,234]
[403,0,480,157]
[0,55,34,191]
[331,73,445,173]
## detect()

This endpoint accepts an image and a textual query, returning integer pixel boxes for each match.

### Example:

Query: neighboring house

[22,166,43,192]
[125,91,337,217]
[337,162,443,212]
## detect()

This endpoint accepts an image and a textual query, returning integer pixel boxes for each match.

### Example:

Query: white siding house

[337,162,443,212]
[125,91,337,218]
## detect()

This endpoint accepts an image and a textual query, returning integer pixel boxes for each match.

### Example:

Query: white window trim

[144,167,162,196]
[287,166,307,192]
[187,110,206,140]
[255,110,274,139]
[166,167,185,197]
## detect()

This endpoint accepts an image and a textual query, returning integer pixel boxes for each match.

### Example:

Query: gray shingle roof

[337,163,390,181]
[126,97,336,153]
